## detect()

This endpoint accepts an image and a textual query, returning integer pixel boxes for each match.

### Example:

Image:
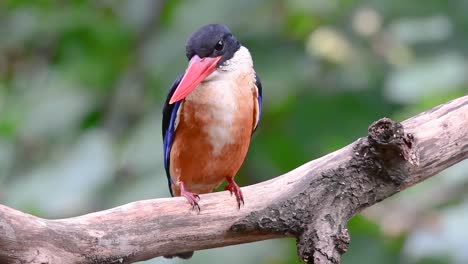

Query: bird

[162,23,262,212]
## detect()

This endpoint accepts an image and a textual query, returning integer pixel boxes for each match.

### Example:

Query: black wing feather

[253,74,263,133]
[162,74,183,196]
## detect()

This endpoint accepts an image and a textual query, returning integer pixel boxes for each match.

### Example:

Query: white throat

[204,46,254,82]
[219,46,253,72]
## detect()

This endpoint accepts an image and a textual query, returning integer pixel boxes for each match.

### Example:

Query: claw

[180,182,201,212]
[225,178,244,209]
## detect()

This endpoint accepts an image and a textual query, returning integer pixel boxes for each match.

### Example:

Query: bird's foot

[225,178,244,208]
[181,191,200,211]
[180,182,200,212]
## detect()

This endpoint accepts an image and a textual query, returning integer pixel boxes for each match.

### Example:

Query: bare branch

[0,96,467,264]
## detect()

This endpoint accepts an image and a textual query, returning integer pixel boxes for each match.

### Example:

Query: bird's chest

[179,74,254,155]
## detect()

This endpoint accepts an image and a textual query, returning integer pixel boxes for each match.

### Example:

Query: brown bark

[0,96,467,264]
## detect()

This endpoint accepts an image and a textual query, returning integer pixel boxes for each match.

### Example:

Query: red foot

[225,178,244,208]
[180,182,200,212]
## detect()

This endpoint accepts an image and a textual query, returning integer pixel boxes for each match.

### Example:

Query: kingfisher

[162,24,262,211]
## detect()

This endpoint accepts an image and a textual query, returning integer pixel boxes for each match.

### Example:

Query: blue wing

[162,74,183,196]
[253,74,263,133]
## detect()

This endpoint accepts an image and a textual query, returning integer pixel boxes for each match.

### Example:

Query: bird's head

[169,24,241,104]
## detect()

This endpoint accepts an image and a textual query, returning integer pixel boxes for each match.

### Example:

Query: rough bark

[0,96,467,264]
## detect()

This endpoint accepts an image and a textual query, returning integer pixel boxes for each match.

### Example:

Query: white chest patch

[185,76,240,156]
[206,88,236,155]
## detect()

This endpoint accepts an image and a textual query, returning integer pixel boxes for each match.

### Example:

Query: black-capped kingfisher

[162,24,262,211]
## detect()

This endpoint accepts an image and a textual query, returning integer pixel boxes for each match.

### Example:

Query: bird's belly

[169,80,254,195]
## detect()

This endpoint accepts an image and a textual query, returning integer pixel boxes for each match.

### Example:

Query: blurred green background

[1,0,467,263]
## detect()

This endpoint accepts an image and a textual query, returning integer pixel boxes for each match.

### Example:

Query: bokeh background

[1,0,467,263]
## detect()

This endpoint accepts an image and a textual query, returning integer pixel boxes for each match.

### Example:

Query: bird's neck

[219,46,253,72]
[204,46,254,82]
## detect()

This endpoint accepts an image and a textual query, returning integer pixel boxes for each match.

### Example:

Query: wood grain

[0,95,466,264]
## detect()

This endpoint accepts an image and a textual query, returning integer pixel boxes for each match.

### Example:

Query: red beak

[169,55,222,104]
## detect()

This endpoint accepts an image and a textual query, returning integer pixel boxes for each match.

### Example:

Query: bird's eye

[214,40,224,51]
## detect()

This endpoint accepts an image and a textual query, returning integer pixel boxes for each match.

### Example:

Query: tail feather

[164,251,194,259]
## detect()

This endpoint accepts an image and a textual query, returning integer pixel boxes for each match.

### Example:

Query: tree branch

[1,96,467,264]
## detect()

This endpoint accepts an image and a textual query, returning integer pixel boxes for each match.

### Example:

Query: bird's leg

[225,177,244,208]
[179,181,200,211]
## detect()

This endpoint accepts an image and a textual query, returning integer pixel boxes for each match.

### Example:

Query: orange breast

[169,73,255,196]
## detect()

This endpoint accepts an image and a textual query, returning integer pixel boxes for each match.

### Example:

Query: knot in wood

[368,117,404,145]
[367,117,419,167]
[352,117,419,187]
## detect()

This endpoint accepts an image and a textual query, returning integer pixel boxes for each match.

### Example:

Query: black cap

[185,24,241,66]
